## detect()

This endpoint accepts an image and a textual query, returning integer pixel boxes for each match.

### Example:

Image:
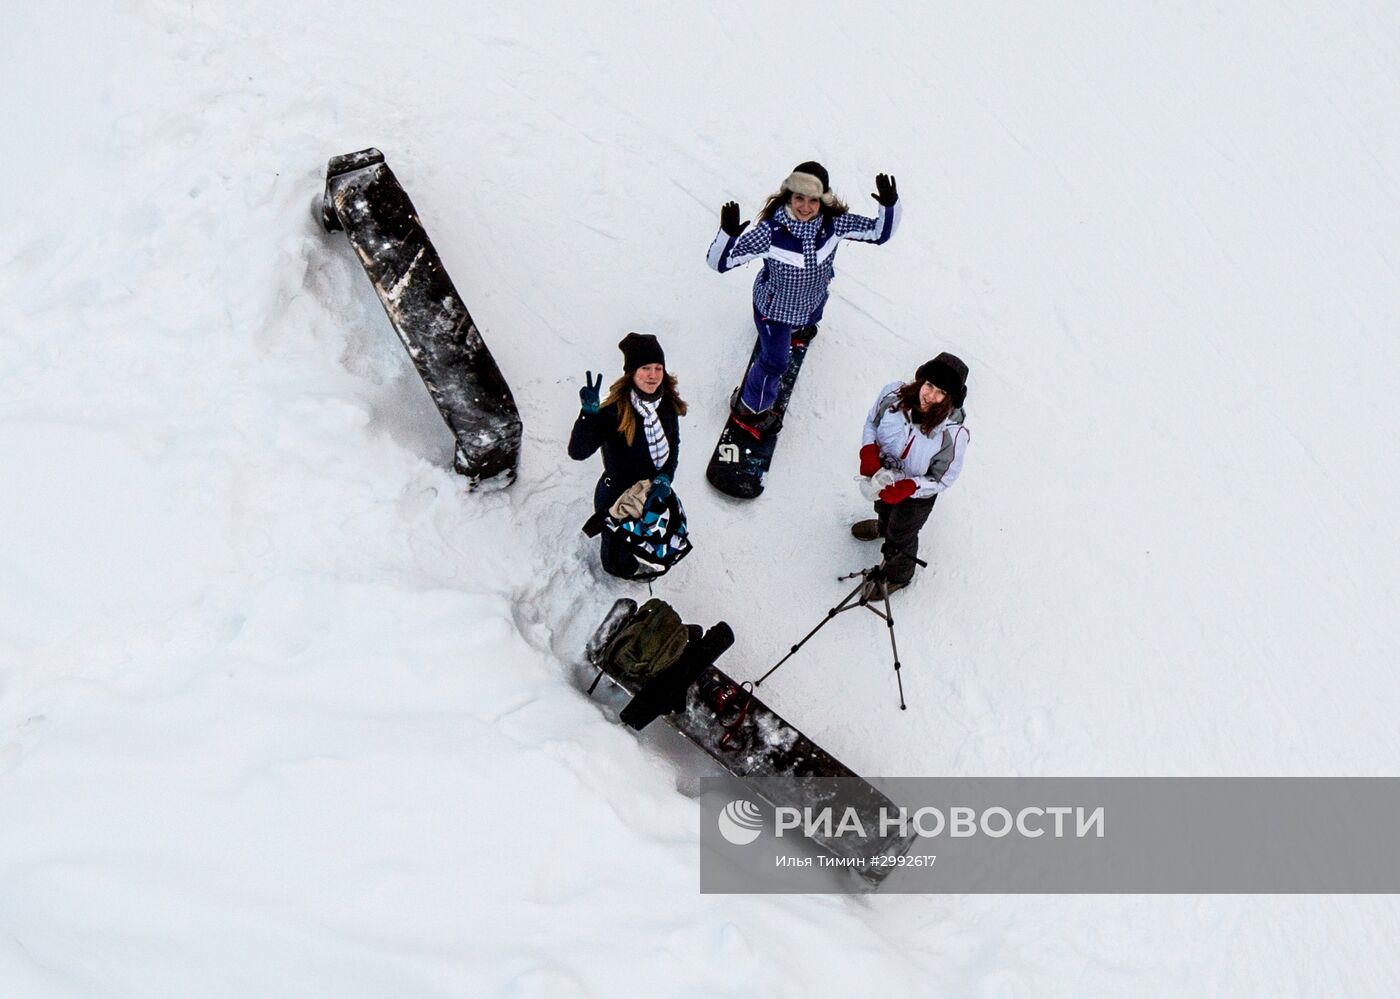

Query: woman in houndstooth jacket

[706,160,901,434]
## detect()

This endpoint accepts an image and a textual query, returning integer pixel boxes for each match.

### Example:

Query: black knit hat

[782,160,835,205]
[618,332,665,372]
[916,352,969,407]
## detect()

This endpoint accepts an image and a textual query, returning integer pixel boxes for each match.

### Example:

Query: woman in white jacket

[852,353,970,593]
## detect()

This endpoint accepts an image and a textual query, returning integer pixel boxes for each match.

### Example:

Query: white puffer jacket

[862,382,970,499]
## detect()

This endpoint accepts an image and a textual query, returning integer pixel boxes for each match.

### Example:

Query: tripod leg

[880,584,908,711]
[755,578,869,686]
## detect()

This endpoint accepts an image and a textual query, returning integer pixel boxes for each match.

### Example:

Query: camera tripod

[754,545,926,710]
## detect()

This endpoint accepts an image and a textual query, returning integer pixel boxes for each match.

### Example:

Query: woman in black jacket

[568,333,687,578]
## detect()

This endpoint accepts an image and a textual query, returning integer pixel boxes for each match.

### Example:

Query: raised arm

[706,204,772,272]
[835,173,901,244]
[567,371,610,461]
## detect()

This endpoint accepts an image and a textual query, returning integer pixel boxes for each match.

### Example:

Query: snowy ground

[5,2,1400,996]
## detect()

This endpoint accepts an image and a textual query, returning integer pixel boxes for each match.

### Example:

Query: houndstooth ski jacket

[707,202,901,324]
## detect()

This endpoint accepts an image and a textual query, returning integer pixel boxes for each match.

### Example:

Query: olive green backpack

[603,598,690,683]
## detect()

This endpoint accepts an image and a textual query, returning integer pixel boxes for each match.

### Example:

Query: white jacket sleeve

[706,221,772,273]
[834,200,901,244]
[909,425,970,499]
[863,382,903,447]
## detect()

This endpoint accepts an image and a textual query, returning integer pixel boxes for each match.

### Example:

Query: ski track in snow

[4,1,1400,996]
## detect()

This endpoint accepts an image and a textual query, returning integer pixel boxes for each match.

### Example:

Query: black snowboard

[705,327,816,499]
[320,148,521,484]
[586,597,914,887]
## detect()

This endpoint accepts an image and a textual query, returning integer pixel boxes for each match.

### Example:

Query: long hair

[601,372,689,447]
[757,187,850,223]
[895,379,954,435]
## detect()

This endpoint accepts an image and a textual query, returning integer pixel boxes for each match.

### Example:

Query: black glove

[579,370,602,414]
[872,173,898,207]
[720,201,749,237]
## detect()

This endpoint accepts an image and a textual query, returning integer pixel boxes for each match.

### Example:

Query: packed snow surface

[4,2,1400,995]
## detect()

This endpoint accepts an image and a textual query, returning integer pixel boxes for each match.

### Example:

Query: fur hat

[618,332,665,372]
[916,352,969,407]
[782,160,836,206]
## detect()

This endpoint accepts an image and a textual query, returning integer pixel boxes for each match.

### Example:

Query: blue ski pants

[739,301,824,413]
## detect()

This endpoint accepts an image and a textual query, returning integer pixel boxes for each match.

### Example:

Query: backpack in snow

[584,489,693,579]
[603,598,690,683]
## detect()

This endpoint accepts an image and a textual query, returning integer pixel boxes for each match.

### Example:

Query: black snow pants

[873,494,938,584]
[594,474,641,579]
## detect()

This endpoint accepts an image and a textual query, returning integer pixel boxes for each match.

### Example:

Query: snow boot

[851,519,881,541]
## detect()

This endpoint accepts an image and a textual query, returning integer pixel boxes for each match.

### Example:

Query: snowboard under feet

[705,327,817,499]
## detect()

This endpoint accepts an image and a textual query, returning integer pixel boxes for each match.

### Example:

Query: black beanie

[618,332,665,372]
[916,352,969,407]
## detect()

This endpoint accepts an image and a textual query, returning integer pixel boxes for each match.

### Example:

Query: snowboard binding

[728,388,783,439]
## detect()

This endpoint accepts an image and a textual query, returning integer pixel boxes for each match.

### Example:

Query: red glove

[879,479,918,505]
[859,444,882,477]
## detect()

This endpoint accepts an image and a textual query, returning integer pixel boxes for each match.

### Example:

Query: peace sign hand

[579,370,603,414]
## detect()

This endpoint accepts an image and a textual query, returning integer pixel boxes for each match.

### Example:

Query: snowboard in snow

[319,148,521,484]
[705,327,816,499]
[586,597,914,887]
